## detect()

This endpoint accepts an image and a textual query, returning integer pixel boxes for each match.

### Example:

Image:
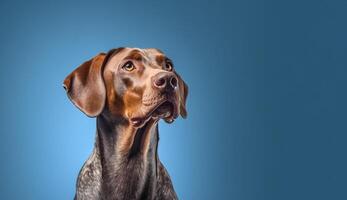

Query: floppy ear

[177,74,188,118]
[63,53,107,117]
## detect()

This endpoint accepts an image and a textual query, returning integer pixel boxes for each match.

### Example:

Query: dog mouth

[152,101,175,119]
[130,95,178,128]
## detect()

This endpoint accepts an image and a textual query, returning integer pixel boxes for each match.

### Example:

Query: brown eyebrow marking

[124,49,144,61]
[155,55,165,65]
[156,55,172,65]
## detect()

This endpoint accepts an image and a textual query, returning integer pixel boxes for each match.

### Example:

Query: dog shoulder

[156,161,178,200]
[75,147,102,200]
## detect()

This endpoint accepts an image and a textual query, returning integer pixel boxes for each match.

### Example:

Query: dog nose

[152,72,178,91]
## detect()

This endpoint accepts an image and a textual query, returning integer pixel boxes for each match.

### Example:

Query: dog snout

[152,72,178,91]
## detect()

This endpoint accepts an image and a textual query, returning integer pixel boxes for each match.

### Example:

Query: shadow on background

[0,0,346,199]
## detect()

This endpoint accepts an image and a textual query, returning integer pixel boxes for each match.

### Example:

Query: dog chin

[130,101,178,128]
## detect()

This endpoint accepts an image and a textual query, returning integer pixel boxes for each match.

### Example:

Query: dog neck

[96,114,160,199]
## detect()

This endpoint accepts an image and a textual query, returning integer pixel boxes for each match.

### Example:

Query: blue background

[0,0,346,199]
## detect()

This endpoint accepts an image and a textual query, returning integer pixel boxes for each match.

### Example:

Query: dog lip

[130,116,151,128]
[130,98,177,128]
[130,99,166,128]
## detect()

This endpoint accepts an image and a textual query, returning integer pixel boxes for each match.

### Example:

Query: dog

[63,47,188,200]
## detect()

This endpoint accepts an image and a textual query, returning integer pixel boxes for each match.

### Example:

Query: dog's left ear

[63,53,108,117]
[177,74,188,118]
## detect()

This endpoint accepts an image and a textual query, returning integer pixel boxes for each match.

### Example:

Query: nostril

[155,77,166,88]
[170,77,178,88]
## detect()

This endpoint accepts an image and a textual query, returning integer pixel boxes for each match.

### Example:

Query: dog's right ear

[63,48,124,117]
[63,53,107,117]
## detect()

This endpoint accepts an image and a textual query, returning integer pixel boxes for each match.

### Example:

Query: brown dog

[63,47,188,200]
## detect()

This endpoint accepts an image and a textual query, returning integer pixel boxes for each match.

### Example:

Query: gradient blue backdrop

[1,0,347,199]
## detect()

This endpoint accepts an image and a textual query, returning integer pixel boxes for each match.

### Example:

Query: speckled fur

[74,135,103,200]
[74,121,178,200]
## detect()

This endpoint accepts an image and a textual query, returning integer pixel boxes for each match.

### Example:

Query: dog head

[63,48,188,127]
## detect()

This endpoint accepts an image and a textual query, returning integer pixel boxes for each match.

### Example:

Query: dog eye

[122,61,135,71]
[165,62,173,71]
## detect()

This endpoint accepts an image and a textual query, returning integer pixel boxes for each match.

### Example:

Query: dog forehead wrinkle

[145,48,164,54]
[124,49,147,61]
